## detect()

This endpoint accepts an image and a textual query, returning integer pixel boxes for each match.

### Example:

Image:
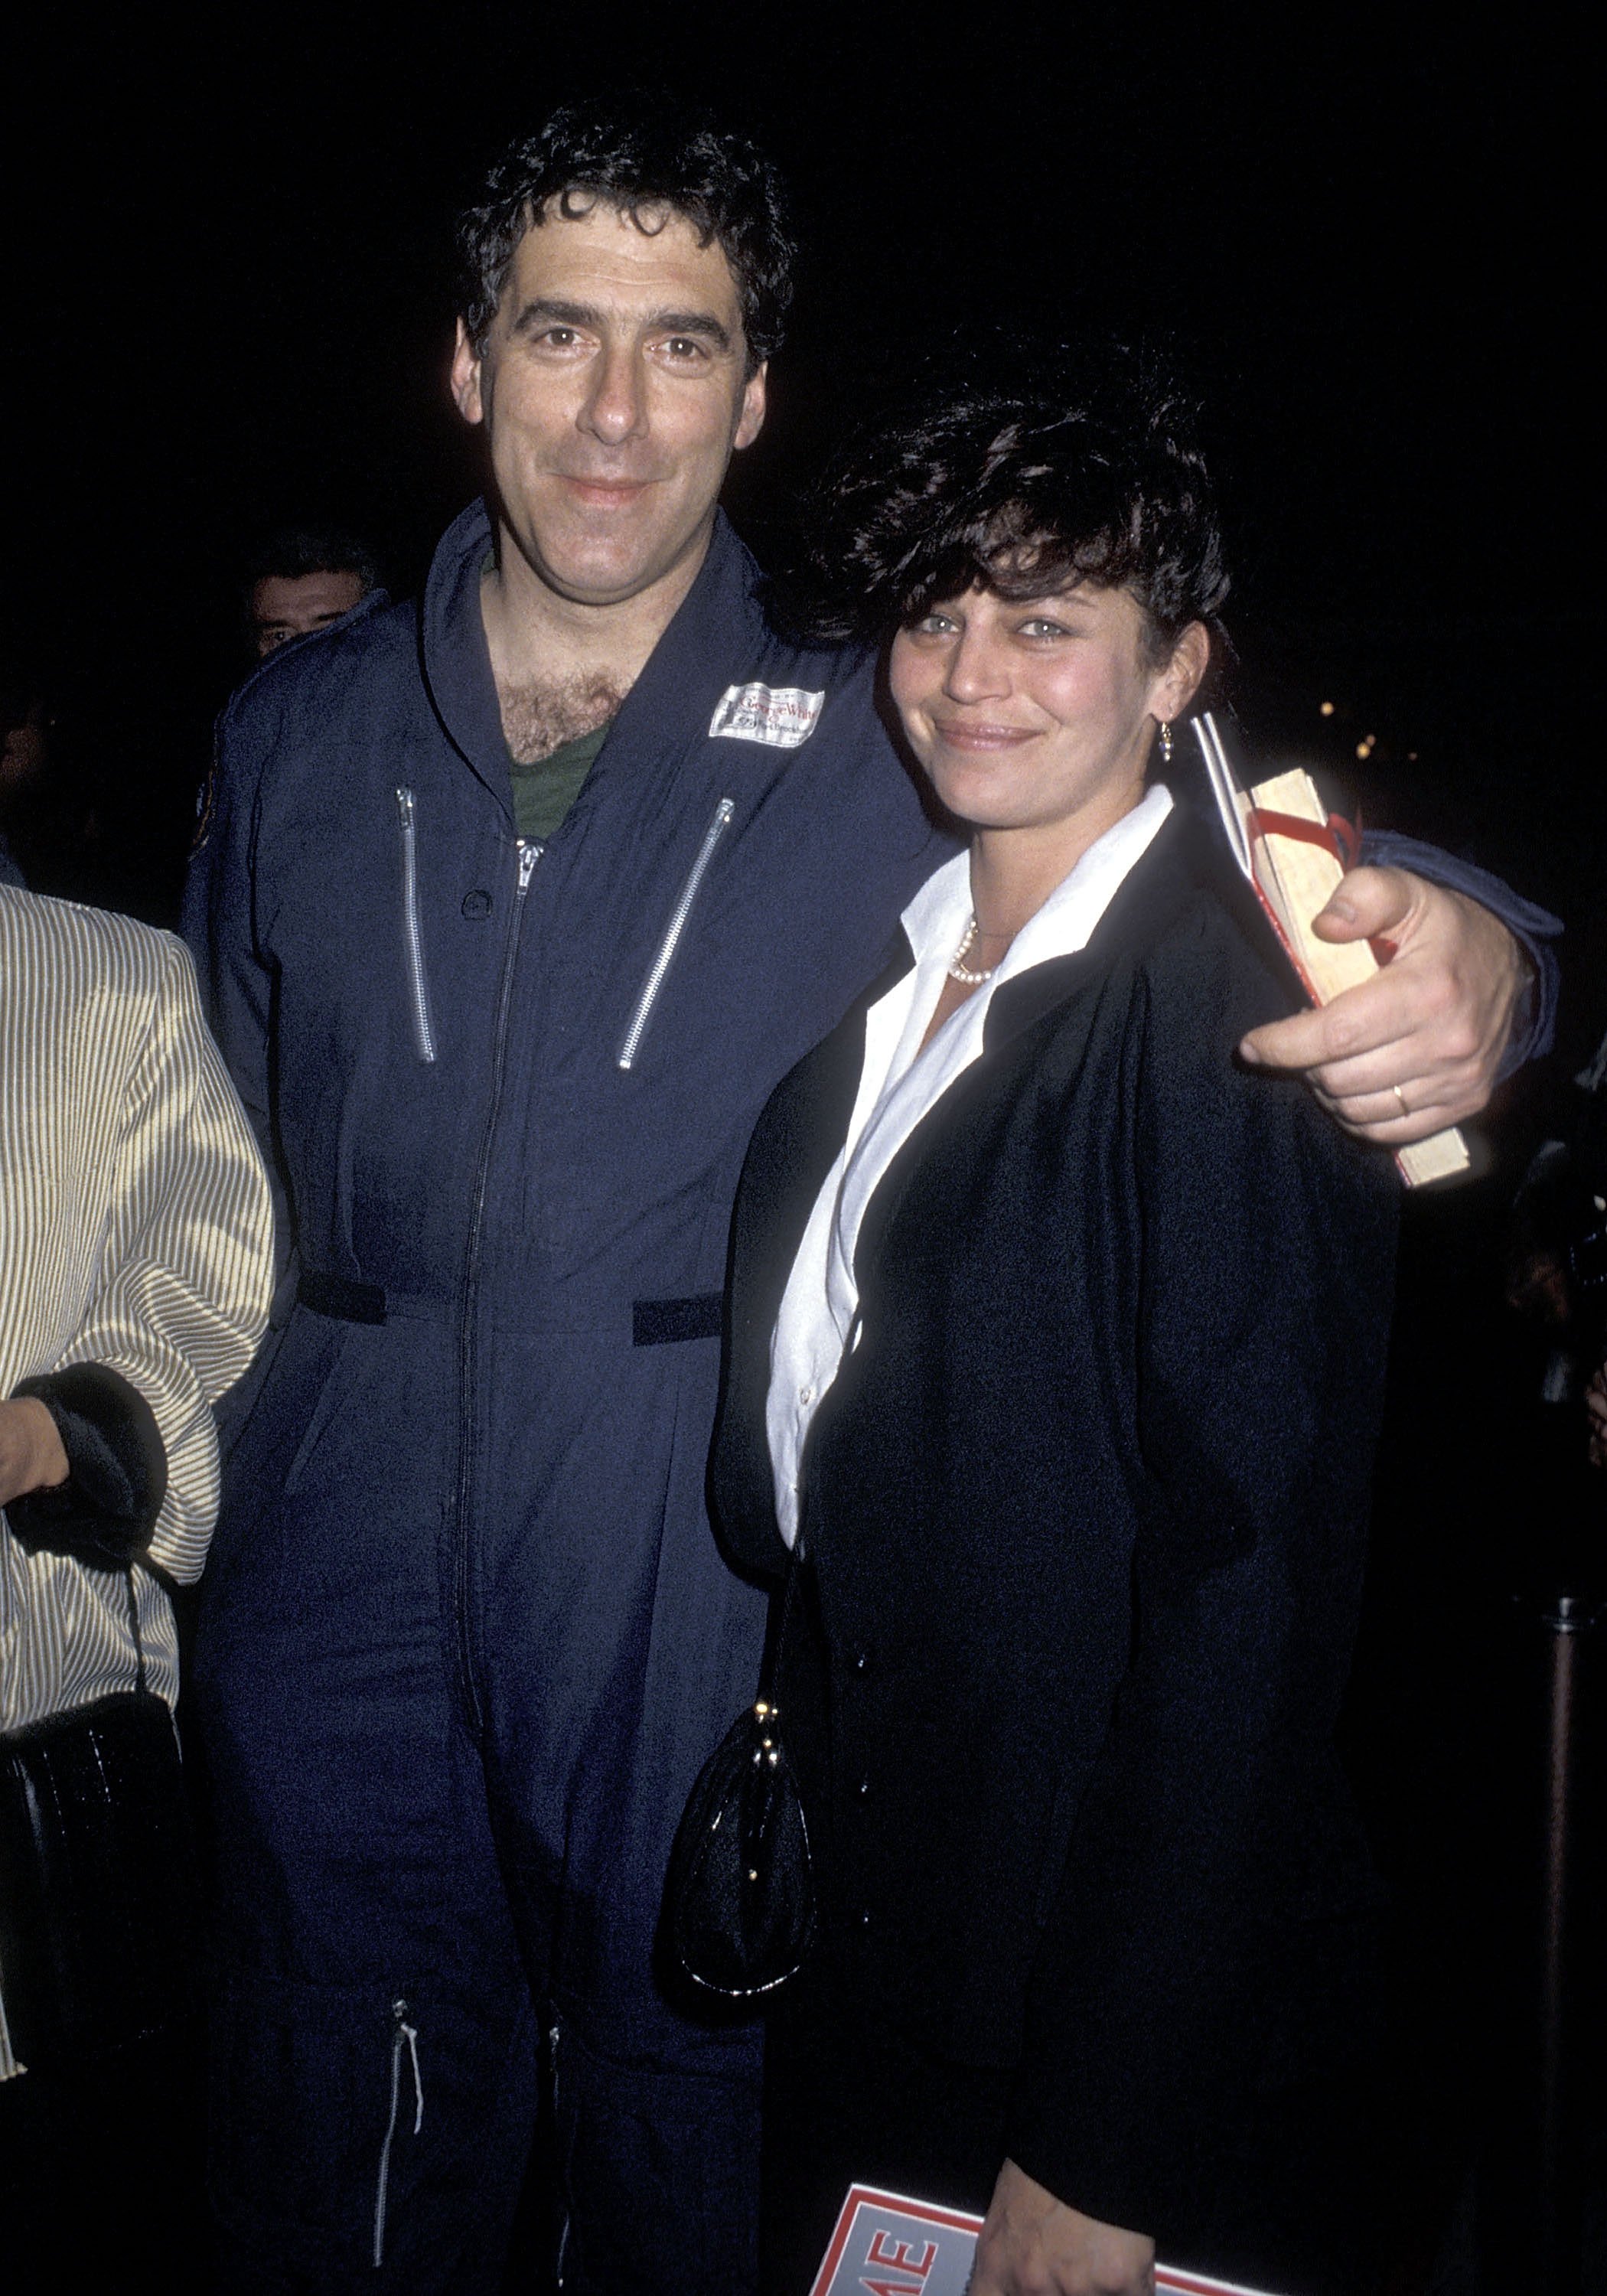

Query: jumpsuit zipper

[452,837,542,1729]
[615,798,735,1070]
[372,1998,423,2268]
[395,788,438,1064]
[550,2021,570,2288]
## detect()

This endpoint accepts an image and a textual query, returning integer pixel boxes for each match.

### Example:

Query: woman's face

[889,582,1201,840]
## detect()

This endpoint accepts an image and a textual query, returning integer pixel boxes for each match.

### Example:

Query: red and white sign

[809,2185,1281,2296]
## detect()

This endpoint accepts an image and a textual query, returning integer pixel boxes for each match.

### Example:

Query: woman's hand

[968,2160,1155,2295]
[0,1395,70,1506]
[1237,866,1526,1141]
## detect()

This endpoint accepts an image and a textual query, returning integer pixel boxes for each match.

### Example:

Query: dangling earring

[1159,719,1173,765]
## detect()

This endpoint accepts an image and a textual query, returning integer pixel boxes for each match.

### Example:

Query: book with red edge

[1191,712,1468,1189]
[808,2183,1284,2295]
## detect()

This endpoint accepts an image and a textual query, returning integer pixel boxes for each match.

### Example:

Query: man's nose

[579,341,648,446]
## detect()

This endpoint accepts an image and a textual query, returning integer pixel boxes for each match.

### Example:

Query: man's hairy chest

[498,671,624,765]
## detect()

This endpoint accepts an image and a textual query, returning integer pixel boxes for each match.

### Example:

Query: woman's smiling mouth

[927,716,1038,751]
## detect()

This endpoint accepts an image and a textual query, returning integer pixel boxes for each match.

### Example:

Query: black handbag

[663,1556,815,1999]
[0,1688,200,2074]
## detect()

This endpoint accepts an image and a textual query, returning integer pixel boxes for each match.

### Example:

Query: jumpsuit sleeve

[1002,916,1399,2242]
[181,705,288,1242]
[7,937,273,1583]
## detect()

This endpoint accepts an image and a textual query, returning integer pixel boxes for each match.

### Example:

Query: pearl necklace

[947,915,998,985]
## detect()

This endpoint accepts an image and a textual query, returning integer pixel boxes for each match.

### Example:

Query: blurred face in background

[1,700,48,801]
[249,569,370,657]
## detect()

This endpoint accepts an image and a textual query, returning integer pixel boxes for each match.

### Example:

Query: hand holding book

[1193,714,1470,1187]
[967,2161,1154,2295]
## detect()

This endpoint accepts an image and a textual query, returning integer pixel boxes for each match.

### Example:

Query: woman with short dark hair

[709,339,1397,2296]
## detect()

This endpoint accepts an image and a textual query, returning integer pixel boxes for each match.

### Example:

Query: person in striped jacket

[0,882,273,2269]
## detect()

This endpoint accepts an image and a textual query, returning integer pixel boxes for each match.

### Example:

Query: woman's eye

[1019,618,1071,640]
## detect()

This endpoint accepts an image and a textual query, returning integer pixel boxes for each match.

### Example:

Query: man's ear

[451,317,487,427]
[733,360,768,452]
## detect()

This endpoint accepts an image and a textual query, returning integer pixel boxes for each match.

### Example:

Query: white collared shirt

[766,781,1175,1547]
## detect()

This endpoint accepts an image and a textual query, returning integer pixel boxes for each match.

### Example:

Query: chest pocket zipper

[616,797,735,1071]
[395,788,438,1064]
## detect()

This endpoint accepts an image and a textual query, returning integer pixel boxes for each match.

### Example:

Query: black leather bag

[663,1561,815,1999]
[0,1689,199,2073]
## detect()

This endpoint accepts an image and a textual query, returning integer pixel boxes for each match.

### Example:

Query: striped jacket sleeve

[43,934,273,1583]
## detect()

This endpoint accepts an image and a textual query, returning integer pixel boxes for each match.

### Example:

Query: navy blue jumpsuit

[183,504,947,2292]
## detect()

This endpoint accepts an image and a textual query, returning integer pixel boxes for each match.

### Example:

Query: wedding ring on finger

[1392,1084,1410,1117]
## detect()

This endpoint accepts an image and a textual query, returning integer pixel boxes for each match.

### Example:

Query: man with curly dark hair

[184,95,1556,2296]
[457,104,793,373]
[185,94,862,2295]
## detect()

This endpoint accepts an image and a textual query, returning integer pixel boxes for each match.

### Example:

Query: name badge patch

[709,682,826,748]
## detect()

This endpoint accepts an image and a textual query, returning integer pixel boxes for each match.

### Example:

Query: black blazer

[709,799,1400,2242]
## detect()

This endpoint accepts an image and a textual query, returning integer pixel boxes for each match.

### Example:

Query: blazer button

[856,1908,872,1929]
[852,1650,870,1674]
[856,1776,872,1798]
[461,889,493,919]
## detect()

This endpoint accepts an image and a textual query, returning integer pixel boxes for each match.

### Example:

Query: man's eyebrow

[509,296,734,354]
[510,296,602,336]
[647,309,734,352]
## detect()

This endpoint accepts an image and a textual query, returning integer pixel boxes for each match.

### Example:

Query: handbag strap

[756,1541,806,1709]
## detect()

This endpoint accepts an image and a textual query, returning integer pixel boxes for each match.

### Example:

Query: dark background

[2,9,1601,2287]
[1,5,1599,1000]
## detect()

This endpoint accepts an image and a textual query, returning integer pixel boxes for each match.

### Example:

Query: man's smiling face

[451,198,767,612]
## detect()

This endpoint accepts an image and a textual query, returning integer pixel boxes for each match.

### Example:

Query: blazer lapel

[712,935,914,1567]
[852,808,1209,1283]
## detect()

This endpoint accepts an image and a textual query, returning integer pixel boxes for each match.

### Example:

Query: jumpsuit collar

[417,497,770,817]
